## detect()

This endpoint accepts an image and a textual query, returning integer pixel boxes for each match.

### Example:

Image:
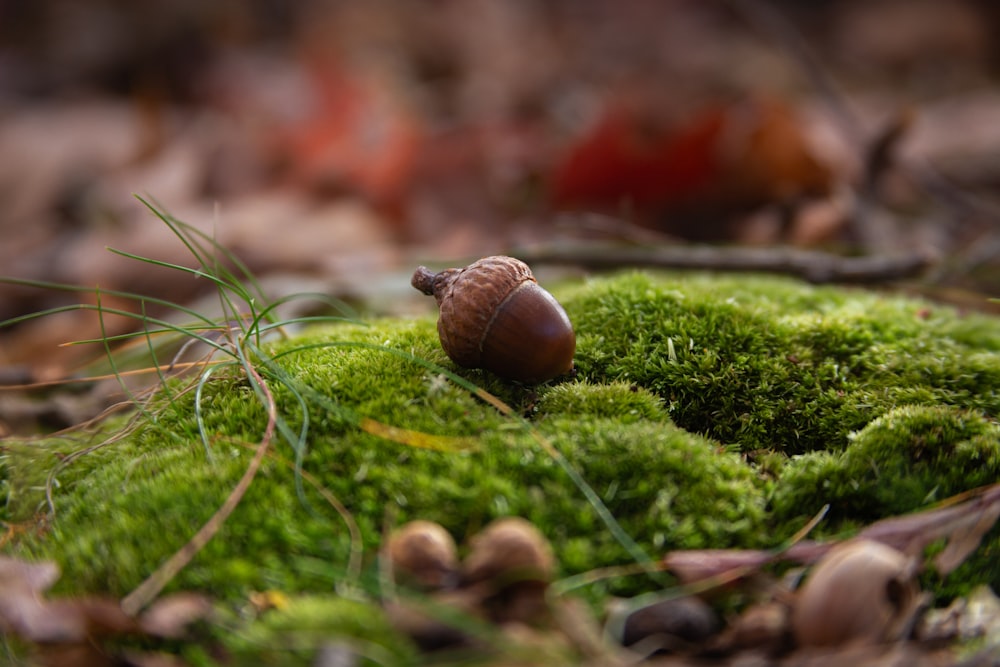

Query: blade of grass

[245,339,318,512]
[0,361,224,392]
[253,291,362,339]
[135,199,278,354]
[193,362,234,461]
[93,288,142,409]
[136,195,273,309]
[104,248,237,291]
[135,196,221,286]
[138,300,175,400]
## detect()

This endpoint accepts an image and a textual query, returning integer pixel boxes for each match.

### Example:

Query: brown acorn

[387,520,459,590]
[462,516,555,587]
[461,517,556,625]
[411,256,576,383]
[790,539,924,647]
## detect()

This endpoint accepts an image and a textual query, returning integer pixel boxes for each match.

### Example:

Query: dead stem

[120,360,278,616]
[226,435,366,588]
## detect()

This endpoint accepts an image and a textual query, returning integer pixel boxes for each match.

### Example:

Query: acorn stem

[411,266,438,296]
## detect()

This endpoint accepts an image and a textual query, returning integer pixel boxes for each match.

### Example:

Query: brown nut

[412,256,575,383]
[791,539,923,647]
[388,520,459,590]
[462,517,555,587]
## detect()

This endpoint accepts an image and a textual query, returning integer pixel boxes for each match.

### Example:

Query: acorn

[790,539,925,647]
[462,516,556,587]
[387,520,459,590]
[411,256,576,383]
[461,517,556,625]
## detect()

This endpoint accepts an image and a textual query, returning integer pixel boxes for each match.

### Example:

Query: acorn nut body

[388,520,459,590]
[412,256,575,383]
[791,539,922,647]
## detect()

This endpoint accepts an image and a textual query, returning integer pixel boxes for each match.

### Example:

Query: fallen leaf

[661,542,827,586]
[549,96,834,240]
[277,56,422,222]
[662,482,1000,585]
[859,483,1000,574]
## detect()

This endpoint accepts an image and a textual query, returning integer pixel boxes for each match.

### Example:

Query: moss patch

[215,595,418,666]
[566,273,1000,455]
[4,270,1000,648]
[772,405,1000,525]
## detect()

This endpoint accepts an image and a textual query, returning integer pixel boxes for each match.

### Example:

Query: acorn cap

[412,257,536,369]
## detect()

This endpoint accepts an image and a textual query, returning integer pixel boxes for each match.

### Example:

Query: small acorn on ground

[462,517,557,626]
[791,539,925,647]
[411,256,576,383]
[387,520,459,590]
[462,516,556,588]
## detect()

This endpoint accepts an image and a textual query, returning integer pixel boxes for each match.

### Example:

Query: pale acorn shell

[388,520,458,590]
[791,539,922,647]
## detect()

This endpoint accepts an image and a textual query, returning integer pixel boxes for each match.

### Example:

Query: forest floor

[3,1,1000,665]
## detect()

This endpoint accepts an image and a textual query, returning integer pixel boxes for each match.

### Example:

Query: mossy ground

[3,270,1000,660]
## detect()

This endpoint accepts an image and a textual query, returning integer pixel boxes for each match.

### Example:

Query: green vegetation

[2,314,768,599]
[216,595,419,666]
[3,268,1000,658]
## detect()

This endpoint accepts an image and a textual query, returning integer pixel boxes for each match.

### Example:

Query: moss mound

[567,273,1000,455]
[4,270,1000,608]
[772,405,1000,525]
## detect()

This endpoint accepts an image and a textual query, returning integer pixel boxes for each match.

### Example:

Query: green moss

[215,595,417,666]
[771,405,1000,524]
[534,381,667,423]
[6,378,765,600]
[566,273,1000,454]
[4,270,1000,627]
[771,405,1000,598]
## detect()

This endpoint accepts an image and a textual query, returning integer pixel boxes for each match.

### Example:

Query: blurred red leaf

[550,102,724,214]
[279,57,422,219]
[549,97,833,239]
